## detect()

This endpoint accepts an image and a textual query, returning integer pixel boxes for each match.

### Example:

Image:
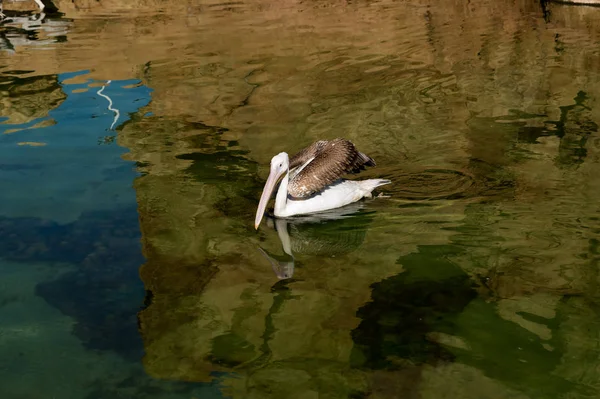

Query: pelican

[254,138,390,229]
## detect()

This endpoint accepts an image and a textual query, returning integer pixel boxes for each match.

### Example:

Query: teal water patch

[0,208,146,359]
[0,70,151,356]
[0,71,228,397]
[0,70,152,223]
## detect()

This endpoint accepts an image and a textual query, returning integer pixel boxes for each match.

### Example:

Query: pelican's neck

[274,170,289,216]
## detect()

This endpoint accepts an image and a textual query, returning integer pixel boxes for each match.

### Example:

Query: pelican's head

[255,152,289,229]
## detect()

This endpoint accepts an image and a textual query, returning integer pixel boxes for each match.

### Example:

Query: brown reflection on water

[123,1,600,398]
[0,73,65,125]
[5,0,600,398]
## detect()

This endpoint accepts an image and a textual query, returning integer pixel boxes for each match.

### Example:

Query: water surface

[1,0,600,398]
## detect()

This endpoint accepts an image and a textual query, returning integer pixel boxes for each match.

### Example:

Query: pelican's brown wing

[289,140,328,170]
[288,138,376,198]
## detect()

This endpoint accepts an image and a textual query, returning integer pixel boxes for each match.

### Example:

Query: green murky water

[2,0,600,398]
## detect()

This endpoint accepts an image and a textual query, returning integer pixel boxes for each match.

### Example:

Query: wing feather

[289,140,328,170]
[287,138,376,198]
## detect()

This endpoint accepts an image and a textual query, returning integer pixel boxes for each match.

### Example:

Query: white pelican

[254,138,390,229]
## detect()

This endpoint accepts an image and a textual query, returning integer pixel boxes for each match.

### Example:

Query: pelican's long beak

[255,168,285,229]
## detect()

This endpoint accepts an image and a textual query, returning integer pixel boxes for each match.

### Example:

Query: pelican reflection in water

[257,202,374,279]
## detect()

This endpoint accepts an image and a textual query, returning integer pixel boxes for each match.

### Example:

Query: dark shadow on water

[351,245,476,370]
[0,207,228,397]
[0,207,145,360]
[511,91,596,168]
[351,242,577,398]
[174,128,270,236]
[467,91,597,173]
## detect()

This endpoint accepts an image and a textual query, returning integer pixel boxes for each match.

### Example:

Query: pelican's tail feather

[360,178,391,191]
[358,179,391,198]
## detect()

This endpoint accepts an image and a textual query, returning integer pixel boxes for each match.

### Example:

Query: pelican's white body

[254,151,390,229]
[274,172,389,217]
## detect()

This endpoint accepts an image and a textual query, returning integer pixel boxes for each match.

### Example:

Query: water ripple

[386,169,476,201]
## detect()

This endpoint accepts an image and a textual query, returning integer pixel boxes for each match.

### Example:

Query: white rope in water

[97,80,120,130]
